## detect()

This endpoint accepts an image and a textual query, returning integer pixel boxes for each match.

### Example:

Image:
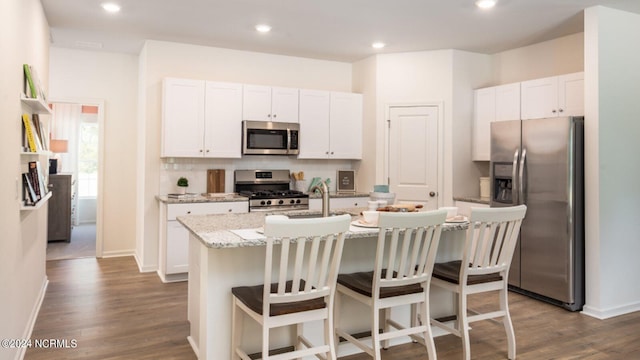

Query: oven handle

[249,206,310,212]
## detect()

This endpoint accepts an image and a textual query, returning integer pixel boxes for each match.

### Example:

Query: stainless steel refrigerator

[490,116,584,311]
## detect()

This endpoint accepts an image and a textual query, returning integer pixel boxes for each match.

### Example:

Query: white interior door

[388,106,439,210]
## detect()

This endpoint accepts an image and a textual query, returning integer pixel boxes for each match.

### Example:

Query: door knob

[429,191,436,197]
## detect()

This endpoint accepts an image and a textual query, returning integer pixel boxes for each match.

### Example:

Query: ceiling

[41,0,640,63]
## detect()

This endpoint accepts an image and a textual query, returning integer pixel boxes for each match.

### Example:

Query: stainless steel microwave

[242,120,300,155]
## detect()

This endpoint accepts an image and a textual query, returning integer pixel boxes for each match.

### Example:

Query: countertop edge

[453,196,490,205]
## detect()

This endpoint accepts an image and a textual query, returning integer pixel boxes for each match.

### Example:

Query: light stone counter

[156,193,248,204]
[180,209,468,359]
[177,209,468,249]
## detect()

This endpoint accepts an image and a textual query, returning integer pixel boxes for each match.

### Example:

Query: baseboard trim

[133,253,157,273]
[100,249,135,258]
[582,301,640,319]
[16,277,49,360]
[187,336,199,358]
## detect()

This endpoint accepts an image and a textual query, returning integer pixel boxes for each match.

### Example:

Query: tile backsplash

[159,157,356,195]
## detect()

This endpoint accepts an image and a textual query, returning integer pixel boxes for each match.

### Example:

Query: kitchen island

[177,209,468,359]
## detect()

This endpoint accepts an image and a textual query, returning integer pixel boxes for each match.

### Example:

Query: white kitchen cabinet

[161,78,205,157]
[161,78,242,158]
[242,85,299,123]
[298,90,363,159]
[158,201,248,282]
[309,197,366,211]
[472,83,520,161]
[204,82,243,157]
[521,72,583,120]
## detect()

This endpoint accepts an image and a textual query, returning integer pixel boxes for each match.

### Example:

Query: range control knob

[290,199,295,204]
[278,200,284,205]
[266,200,272,205]
[260,200,266,206]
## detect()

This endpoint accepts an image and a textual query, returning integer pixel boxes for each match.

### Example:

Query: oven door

[243,120,293,155]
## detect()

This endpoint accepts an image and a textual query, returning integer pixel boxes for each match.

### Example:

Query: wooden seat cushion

[337,270,424,299]
[432,260,502,285]
[232,280,326,317]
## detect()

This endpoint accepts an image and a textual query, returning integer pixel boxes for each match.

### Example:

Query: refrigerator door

[490,119,521,286]
[520,117,578,304]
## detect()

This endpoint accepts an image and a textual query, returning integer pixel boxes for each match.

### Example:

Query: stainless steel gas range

[234,170,309,212]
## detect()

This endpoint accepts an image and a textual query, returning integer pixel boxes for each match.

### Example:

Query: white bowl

[369,192,396,205]
[361,210,379,224]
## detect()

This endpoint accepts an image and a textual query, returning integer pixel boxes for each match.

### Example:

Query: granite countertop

[308,192,370,199]
[157,192,369,204]
[177,208,469,249]
[453,196,490,205]
[156,193,248,204]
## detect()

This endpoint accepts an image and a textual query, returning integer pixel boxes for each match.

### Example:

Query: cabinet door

[162,78,206,157]
[242,84,272,121]
[298,89,331,159]
[329,92,363,159]
[271,87,299,123]
[520,76,558,120]
[472,87,495,161]
[558,72,584,117]
[166,221,189,274]
[331,197,365,209]
[495,83,521,121]
[204,82,243,158]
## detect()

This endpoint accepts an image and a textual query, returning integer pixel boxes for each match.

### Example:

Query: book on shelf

[31,114,47,151]
[27,160,48,201]
[22,114,38,152]
[22,64,47,101]
[22,173,37,206]
[23,64,37,99]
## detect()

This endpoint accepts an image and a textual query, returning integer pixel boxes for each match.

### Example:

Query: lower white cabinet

[454,200,489,217]
[309,197,366,211]
[158,201,248,282]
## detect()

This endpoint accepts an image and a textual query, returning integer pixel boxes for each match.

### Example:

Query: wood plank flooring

[25,256,640,359]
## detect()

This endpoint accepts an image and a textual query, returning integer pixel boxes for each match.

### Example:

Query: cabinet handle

[228,209,232,212]
[199,149,203,153]
[559,108,564,113]
[206,149,210,153]
[552,109,557,113]
[273,114,277,118]
[330,152,334,155]
[268,114,271,118]
[187,211,191,214]
[325,151,329,155]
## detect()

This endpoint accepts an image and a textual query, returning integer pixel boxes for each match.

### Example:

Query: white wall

[49,48,139,257]
[137,40,354,271]
[583,6,640,319]
[492,32,584,84]
[0,1,50,359]
[352,55,378,194]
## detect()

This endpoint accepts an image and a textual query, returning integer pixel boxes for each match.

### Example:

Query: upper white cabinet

[162,78,242,158]
[204,82,243,158]
[242,85,299,123]
[298,90,363,159]
[520,72,584,120]
[472,83,520,161]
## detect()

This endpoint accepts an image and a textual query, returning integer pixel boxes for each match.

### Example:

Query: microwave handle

[287,129,292,154]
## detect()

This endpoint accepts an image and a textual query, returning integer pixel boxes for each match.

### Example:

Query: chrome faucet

[310,180,330,217]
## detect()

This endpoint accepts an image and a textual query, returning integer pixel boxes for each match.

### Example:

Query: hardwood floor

[26,256,640,359]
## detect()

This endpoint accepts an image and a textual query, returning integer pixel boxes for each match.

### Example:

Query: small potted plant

[177,177,189,195]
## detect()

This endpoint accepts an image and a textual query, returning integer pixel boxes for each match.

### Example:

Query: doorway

[387,105,443,211]
[46,100,104,260]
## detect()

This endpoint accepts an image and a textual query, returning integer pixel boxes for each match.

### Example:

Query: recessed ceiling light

[475,0,497,9]
[101,3,121,13]
[372,42,385,49]
[255,24,272,33]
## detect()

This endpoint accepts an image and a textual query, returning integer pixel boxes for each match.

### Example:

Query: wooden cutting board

[206,169,225,193]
